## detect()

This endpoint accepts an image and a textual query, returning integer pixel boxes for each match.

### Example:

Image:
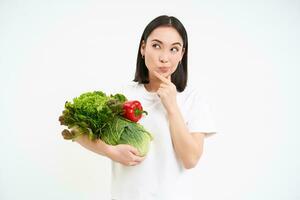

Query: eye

[152,44,160,49]
[171,47,179,53]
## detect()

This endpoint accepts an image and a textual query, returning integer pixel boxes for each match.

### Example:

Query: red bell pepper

[122,100,148,122]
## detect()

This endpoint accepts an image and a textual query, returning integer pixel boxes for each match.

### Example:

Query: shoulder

[122,81,141,92]
[178,84,213,114]
[180,84,206,102]
[111,81,139,94]
[112,81,143,100]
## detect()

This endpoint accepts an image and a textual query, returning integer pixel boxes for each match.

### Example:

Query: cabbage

[100,117,153,156]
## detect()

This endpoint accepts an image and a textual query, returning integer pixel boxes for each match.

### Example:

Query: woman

[75,15,217,200]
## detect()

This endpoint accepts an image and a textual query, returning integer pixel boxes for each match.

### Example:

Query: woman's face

[140,26,185,81]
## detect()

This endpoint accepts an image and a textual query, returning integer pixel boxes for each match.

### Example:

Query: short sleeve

[186,89,217,138]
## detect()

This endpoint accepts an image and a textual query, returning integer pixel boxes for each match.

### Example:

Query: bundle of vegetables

[58,91,153,156]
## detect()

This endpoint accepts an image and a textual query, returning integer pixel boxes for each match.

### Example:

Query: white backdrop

[0,0,299,199]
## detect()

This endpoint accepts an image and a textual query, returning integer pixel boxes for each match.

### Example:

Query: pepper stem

[134,109,148,116]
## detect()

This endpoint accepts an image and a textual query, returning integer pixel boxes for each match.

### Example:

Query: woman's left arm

[154,71,205,169]
[167,105,205,169]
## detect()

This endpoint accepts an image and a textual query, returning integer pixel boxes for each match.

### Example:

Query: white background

[0,0,299,199]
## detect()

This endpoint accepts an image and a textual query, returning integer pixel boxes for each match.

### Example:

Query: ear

[140,40,146,56]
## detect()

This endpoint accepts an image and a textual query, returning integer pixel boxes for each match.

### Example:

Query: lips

[158,67,170,72]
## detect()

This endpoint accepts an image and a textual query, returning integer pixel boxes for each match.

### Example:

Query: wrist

[103,144,115,158]
[167,103,180,116]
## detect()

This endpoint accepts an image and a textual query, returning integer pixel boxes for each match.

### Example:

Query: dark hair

[133,15,188,92]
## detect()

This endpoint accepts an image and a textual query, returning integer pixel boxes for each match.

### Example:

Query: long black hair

[133,15,188,92]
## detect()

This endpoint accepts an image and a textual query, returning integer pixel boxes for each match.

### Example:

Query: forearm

[74,134,112,157]
[167,105,202,169]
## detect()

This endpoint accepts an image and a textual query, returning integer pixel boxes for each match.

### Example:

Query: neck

[144,75,162,92]
[144,81,161,92]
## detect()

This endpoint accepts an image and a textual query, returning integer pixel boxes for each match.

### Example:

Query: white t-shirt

[110,82,217,200]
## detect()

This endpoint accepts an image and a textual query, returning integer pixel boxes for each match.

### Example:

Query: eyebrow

[151,39,182,47]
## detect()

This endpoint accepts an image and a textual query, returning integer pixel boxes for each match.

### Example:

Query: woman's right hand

[106,144,146,166]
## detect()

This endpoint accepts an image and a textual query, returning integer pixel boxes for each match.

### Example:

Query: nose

[159,53,168,63]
